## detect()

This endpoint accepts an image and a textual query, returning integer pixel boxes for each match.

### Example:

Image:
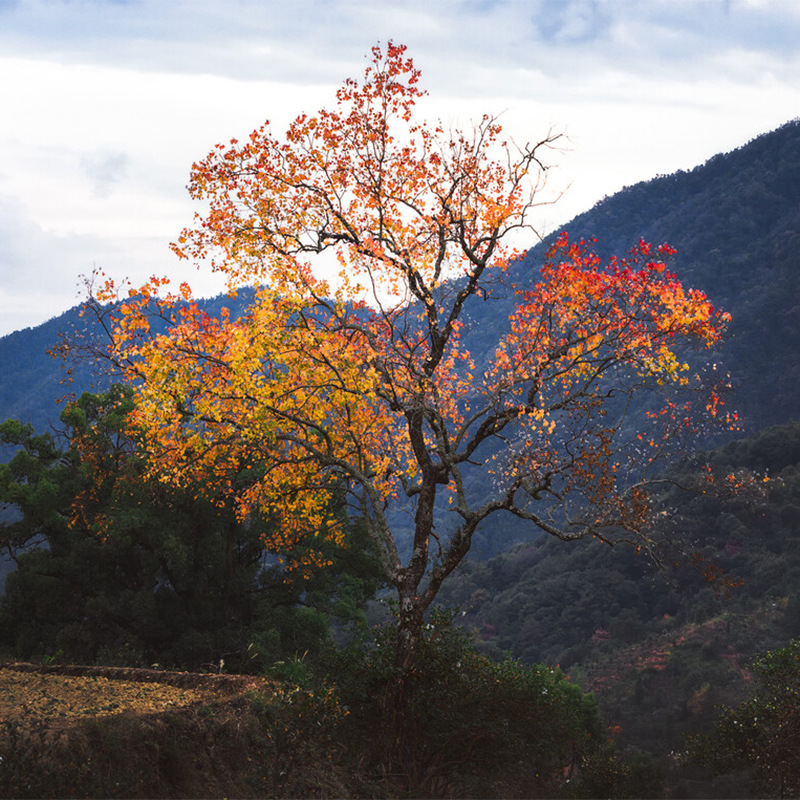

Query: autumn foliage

[88,43,735,697]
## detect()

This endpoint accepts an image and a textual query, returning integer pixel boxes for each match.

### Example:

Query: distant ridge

[1,120,798,433]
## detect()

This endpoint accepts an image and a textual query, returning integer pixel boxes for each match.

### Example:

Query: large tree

[87,43,735,747]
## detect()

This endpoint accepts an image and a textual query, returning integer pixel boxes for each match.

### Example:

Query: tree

[690,637,800,797]
[0,387,383,669]
[0,417,74,563]
[85,43,736,753]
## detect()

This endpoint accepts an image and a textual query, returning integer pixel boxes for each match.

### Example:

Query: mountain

[2,119,798,437]
[0,313,88,432]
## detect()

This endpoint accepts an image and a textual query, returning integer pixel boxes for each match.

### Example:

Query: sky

[0,0,799,336]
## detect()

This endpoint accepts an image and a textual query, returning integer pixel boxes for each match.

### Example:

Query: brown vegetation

[2,661,273,707]
[0,663,304,799]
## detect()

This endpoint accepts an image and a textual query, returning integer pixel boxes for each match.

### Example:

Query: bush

[247,681,350,797]
[325,608,625,798]
[688,637,800,798]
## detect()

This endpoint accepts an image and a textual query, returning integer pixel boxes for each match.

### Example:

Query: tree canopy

[84,43,737,735]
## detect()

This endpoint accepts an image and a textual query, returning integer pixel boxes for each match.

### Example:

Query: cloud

[534,0,613,44]
[0,192,91,333]
[1,0,800,336]
[0,187,229,336]
[80,151,128,198]
[1,1,798,100]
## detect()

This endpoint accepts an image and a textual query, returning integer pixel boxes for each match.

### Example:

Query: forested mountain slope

[527,118,800,432]
[436,417,800,789]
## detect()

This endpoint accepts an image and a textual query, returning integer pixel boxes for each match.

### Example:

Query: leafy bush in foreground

[689,637,800,798]
[326,608,641,798]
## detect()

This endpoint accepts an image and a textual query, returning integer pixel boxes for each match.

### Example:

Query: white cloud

[0,0,799,335]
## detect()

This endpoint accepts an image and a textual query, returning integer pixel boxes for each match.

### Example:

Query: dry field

[0,663,284,798]
[0,662,274,728]
[1,667,204,725]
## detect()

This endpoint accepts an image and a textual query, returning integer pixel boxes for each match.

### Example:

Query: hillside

[0,313,88,432]
[438,418,800,783]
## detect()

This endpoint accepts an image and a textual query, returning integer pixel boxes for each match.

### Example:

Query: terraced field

[0,662,273,727]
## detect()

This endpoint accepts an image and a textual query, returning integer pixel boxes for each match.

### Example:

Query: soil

[0,661,274,727]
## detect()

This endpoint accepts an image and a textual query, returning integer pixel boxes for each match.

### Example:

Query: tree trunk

[380,589,425,771]
[379,468,437,770]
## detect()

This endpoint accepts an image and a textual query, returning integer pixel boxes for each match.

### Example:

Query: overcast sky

[0,0,798,335]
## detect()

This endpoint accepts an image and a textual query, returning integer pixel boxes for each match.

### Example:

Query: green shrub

[326,608,623,798]
[247,682,349,797]
[688,637,800,798]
